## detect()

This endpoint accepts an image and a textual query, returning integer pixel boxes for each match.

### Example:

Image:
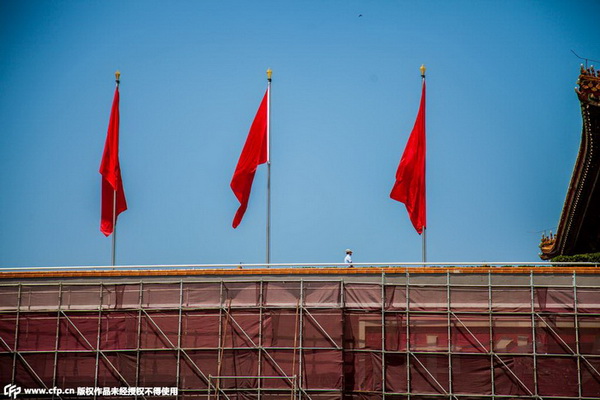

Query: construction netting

[1,271,599,399]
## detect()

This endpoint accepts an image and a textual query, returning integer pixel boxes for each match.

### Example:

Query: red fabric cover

[103,284,141,309]
[344,352,382,391]
[345,284,381,309]
[99,87,127,236]
[264,282,301,306]
[216,349,259,389]
[4,280,600,397]
[15,353,55,388]
[96,353,137,387]
[0,286,19,310]
[535,287,574,312]
[452,355,492,394]
[0,355,14,385]
[384,353,407,392]
[582,358,600,397]
[304,281,340,307]
[303,349,343,389]
[17,313,58,351]
[303,310,342,348]
[535,315,576,354]
[141,283,182,308]
[494,356,534,396]
[223,282,260,306]
[409,286,446,311]
[100,313,138,350]
[179,350,218,390]
[183,283,221,307]
[577,287,600,313]
[537,356,579,396]
[450,314,490,353]
[56,353,98,387]
[410,354,448,394]
[140,312,180,349]
[20,285,60,310]
[450,286,490,312]
[492,287,531,312]
[230,89,268,228]
[58,313,99,350]
[139,351,178,386]
[0,316,17,349]
[61,285,101,310]
[390,81,426,234]
[385,285,407,311]
[222,311,261,348]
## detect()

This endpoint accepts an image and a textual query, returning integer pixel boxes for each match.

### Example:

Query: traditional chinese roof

[540,66,600,259]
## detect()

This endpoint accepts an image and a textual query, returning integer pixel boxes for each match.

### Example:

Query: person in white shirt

[344,249,353,267]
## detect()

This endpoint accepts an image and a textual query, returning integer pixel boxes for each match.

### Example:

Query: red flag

[231,88,269,228]
[99,87,127,236]
[390,80,426,234]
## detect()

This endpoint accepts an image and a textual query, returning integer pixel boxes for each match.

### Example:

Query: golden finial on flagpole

[266,68,272,82]
[115,70,121,86]
[420,64,426,78]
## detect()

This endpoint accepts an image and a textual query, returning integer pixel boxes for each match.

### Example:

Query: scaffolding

[1,266,600,399]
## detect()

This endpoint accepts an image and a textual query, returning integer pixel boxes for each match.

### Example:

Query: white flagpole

[420,65,426,264]
[112,191,117,267]
[266,68,272,266]
[111,71,120,268]
[422,228,426,264]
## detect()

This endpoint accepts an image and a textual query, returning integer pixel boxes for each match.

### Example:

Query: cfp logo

[3,384,21,399]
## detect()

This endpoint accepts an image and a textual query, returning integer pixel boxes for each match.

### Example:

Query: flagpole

[111,70,120,267]
[420,64,427,264]
[112,192,117,267]
[422,228,426,263]
[266,68,272,266]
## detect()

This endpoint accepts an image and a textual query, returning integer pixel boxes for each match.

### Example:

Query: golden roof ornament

[577,64,600,101]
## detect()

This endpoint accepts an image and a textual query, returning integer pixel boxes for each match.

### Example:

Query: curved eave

[541,70,600,259]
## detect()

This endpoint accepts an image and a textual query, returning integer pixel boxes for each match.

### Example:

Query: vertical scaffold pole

[258,280,264,399]
[488,272,495,397]
[52,284,63,395]
[298,280,304,399]
[135,282,143,389]
[12,284,23,384]
[94,284,103,397]
[339,279,345,397]
[406,272,411,398]
[291,298,300,400]
[574,272,583,398]
[381,271,386,398]
[530,272,539,396]
[446,272,453,396]
[176,281,184,393]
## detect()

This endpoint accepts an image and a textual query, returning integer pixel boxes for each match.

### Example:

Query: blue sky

[1,0,599,267]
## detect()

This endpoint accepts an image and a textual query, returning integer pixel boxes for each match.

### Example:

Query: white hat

[345,249,353,253]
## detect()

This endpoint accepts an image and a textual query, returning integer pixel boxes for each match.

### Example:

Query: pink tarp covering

[0,276,598,398]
